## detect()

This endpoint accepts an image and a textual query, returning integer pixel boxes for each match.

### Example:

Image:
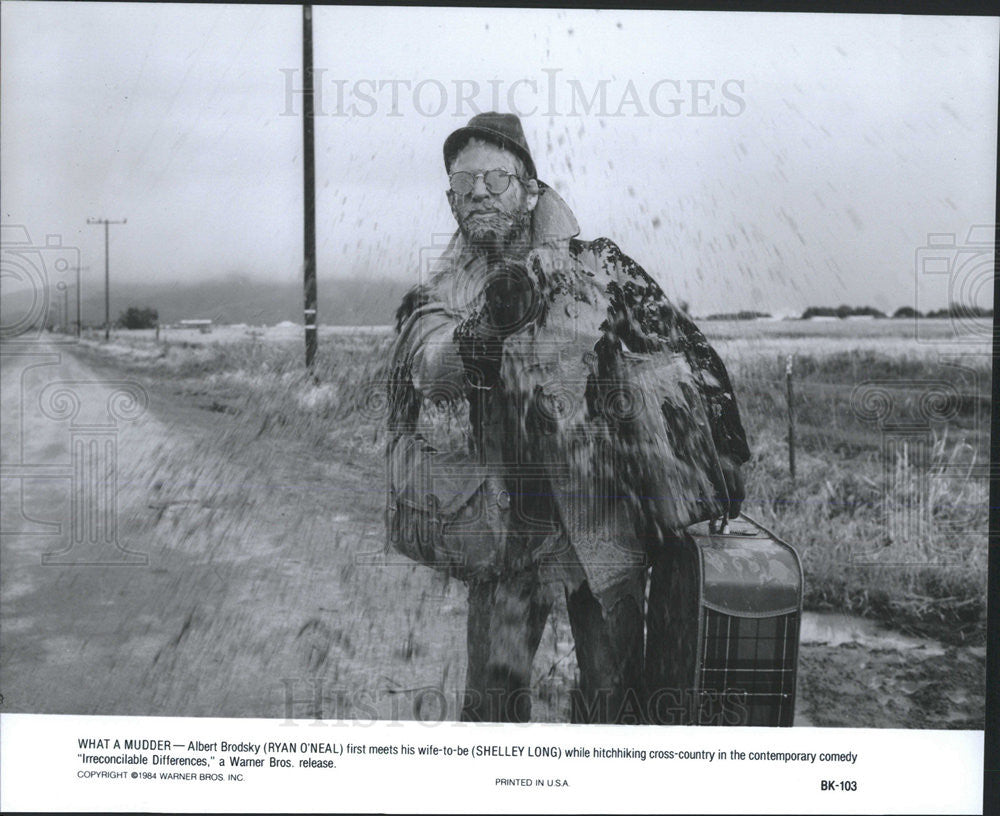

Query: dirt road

[0,338,986,728]
[2,339,476,720]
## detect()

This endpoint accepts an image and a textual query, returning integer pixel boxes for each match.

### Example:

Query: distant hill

[2,274,413,329]
[703,310,772,321]
[801,305,887,319]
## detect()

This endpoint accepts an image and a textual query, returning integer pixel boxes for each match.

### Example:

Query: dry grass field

[14,316,980,728]
[80,316,992,644]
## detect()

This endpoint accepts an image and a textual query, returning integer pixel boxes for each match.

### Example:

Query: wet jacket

[387,185,750,609]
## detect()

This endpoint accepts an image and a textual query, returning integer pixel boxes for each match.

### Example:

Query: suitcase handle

[706,512,762,537]
[708,513,729,535]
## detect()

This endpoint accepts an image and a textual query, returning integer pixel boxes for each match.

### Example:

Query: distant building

[177,319,212,334]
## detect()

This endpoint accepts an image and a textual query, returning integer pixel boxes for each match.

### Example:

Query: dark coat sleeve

[386,284,428,436]
[666,309,751,465]
[585,237,751,468]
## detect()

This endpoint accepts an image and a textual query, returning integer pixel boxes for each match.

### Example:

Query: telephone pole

[302,4,318,371]
[58,282,69,332]
[72,265,90,337]
[87,217,126,340]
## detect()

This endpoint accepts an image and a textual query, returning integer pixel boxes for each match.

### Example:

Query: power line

[86,218,127,340]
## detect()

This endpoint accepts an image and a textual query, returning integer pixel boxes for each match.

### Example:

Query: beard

[456,206,532,253]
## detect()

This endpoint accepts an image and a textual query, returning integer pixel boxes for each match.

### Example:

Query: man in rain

[386,112,749,723]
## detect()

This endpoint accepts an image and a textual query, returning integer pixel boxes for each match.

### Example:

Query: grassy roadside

[732,347,989,645]
[69,326,990,646]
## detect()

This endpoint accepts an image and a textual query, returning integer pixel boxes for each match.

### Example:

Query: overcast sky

[2,3,997,316]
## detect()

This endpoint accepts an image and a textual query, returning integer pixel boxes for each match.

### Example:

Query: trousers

[459,568,648,724]
[458,529,703,724]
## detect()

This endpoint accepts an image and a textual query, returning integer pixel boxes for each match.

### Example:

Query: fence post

[786,353,796,481]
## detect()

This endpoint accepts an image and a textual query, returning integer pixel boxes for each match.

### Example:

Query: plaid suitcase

[645,513,803,726]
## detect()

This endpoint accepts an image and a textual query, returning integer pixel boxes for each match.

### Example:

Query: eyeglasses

[448,168,528,196]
